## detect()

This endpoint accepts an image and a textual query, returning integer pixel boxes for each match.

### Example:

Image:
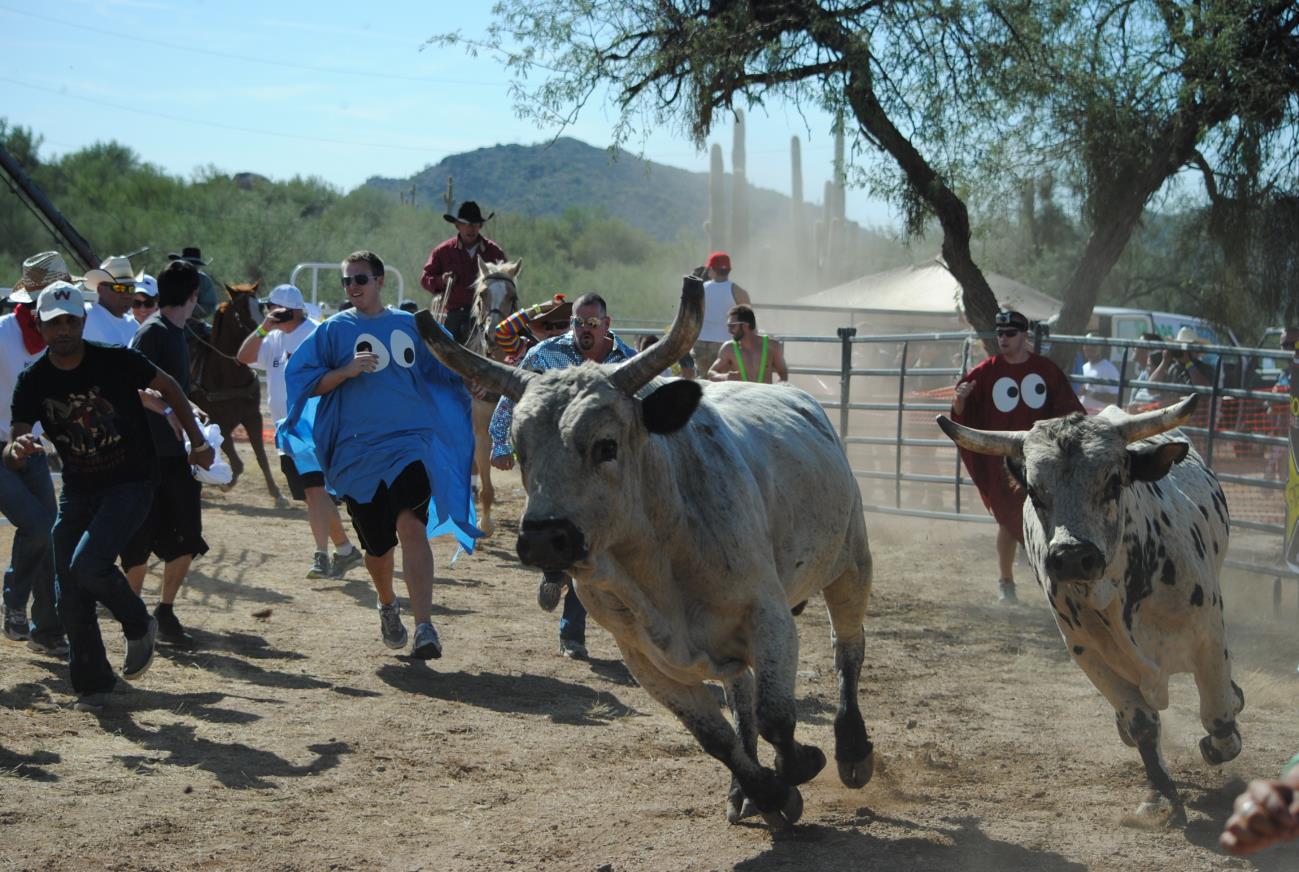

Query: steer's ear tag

[1128,441,1189,482]
[641,379,702,434]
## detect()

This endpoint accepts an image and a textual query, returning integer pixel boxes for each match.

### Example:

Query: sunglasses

[995,329,1021,338]
[131,298,157,309]
[110,282,137,294]
[341,274,378,287]
[570,316,605,329]
[537,320,568,330]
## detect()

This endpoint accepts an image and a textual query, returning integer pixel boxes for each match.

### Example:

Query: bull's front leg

[724,671,760,823]
[1066,642,1185,827]
[1191,630,1244,766]
[751,604,827,790]
[619,645,805,829]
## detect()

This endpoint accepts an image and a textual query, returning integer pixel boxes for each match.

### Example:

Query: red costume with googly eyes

[951,352,1084,541]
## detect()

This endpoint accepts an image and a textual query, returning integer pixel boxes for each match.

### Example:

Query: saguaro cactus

[731,109,749,257]
[709,143,727,253]
[791,135,807,257]
[443,176,455,215]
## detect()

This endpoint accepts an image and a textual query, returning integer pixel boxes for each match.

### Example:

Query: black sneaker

[154,607,193,647]
[3,605,29,641]
[330,548,363,579]
[560,639,588,661]
[26,634,69,658]
[123,616,157,680]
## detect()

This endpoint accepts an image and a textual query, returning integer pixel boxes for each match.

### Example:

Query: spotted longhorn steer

[414,277,874,828]
[937,395,1242,826]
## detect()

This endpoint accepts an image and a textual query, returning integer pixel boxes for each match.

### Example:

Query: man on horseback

[420,201,506,343]
[237,284,361,580]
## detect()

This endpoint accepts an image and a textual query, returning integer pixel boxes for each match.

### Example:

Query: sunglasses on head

[131,298,157,309]
[110,282,136,294]
[570,316,604,329]
[995,328,1020,338]
[341,274,378,287]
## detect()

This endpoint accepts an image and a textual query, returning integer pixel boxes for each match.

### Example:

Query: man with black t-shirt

[7,282,213,711]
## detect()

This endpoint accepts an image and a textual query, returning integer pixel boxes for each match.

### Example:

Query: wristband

[255,326,269,338]
[1283,752,1299,780]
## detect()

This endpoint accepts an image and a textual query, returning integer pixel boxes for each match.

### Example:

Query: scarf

[14,304,45,355]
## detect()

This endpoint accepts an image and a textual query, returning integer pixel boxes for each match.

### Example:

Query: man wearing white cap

[81,255,142,346]
[7,281,213,711]
[0,252,70,655]
[238,284,360,580]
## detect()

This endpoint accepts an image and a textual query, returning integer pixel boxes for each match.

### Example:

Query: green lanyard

[731,335,769,382]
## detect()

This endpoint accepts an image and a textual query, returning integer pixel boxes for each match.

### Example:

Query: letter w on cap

[53,289,72,301]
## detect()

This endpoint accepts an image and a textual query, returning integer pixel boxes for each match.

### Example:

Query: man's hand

[7,433,44,463]
[490,454,515,471]
[188,442,216,470]
[343,352,381,378]
[1220,778,1299,855]
[954,380,975,401]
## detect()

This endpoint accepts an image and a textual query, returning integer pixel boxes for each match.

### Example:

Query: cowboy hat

[531,293,572,325]
[81,255,138,292]
[9,251,74,303]
[443,201,494,225]
[1173,326,1209,345]
[167,246,208,266]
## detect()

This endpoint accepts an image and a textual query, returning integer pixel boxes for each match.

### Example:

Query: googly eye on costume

[354,333,390,371]
[390,330,417,368]
[992,376,1021,413]
[1021,373,1047,409]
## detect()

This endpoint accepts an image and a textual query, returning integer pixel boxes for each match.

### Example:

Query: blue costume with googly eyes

[277,307,480,551]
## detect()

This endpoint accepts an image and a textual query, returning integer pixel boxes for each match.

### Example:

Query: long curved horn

[935,415,1027,458]
[414,309,535,403]
[1114,393,1198,444]
[610,275,705,395]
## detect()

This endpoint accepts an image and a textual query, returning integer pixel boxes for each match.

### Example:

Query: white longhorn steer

[415,276,875,828]
[937,396,1243,827]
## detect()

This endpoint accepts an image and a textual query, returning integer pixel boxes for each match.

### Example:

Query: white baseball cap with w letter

[36,281,87,321]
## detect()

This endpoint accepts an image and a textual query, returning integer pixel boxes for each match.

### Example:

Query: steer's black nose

[1045,541,1105,583]
[517,518,587,570]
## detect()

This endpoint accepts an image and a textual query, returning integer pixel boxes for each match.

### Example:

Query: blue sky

[3,0,896,228]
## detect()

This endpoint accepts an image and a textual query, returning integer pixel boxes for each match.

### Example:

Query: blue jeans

[52,481,153,696]
[559,581,586,644]
[0,453,59,640]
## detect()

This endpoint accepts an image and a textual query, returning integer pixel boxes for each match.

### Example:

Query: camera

[270,309,293,323]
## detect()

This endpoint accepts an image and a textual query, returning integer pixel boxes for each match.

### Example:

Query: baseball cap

[36,281,87,321]
[268,284,305,309]
[994,309,1029,331]
[706,251,731,270]
[135,274,159,298]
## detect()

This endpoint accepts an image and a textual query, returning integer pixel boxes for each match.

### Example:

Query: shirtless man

[707,304,787,384]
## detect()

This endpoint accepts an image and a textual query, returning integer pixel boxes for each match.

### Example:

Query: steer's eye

[593,439,618,464]
[1026,486,1045,510]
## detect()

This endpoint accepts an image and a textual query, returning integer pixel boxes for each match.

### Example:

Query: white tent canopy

[790,259,1062,323]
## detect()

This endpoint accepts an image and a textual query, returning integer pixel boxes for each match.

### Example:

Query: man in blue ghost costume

[280,250,478,660]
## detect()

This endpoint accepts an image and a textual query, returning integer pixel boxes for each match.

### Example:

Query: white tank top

[699,280,735,343]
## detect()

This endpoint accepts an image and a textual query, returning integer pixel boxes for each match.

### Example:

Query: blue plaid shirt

[489,331,637,457]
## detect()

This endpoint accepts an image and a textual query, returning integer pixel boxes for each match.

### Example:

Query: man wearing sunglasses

[950,309,1082,603]
[420,201,507,344]
[80,255,143,346]
[488,293,637,661]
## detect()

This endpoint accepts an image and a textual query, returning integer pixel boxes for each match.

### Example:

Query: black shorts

[280,453,326,502]
[343,462,431,557]
[121,456,209,567]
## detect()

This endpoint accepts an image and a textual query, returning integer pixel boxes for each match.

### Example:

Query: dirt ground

[2,443,1299,872]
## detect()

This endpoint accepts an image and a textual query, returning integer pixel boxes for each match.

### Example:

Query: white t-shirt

[1080,358,1121,412]
[0,314,45,441]
[82,302,139,346]
[253,318,319,424]
[699,280,737,344]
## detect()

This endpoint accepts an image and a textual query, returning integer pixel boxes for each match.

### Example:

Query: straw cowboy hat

[8,251,74,304]
[81,255,138,291]
[444,201,494,225]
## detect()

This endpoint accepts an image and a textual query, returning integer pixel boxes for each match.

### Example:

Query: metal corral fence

[662,309,1299,615]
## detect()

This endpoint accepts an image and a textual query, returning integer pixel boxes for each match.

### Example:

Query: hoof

[1116,715,1137,748]
[1199,727,1242,766]
[274,496,291,510]
[1232,680,1245,716]
[837,750,875,789]
[780,744,826,786]
[759,786,803,830]
[725,795,760,824]
[1122,793,1186,830]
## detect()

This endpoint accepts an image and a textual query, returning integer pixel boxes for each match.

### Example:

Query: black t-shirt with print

[11,342,159,492]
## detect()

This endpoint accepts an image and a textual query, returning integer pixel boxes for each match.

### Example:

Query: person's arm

[771,339,789,383]
[1219,763,1299,855]
[952,378,976,417]
[731,283,752,305]
[494,307,536,357]
[488,395,515,469]
[3,422,42,470]
[237,315,281,366]
[709,343,739,381]
[419,247,443,294]
[147,369,215,469]
[311,353,379,396]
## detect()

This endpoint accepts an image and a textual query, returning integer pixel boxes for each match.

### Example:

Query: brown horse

[461,258,521,536]
[188,280,288,507]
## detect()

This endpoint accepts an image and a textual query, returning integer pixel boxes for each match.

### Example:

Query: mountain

[364,137,817,243]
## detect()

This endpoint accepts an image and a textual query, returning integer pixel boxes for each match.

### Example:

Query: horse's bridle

[478,272,518,320]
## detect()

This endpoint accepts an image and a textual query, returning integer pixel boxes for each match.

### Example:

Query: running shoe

[330,548,363,579]
[378,600,408,650]
[411,622,442,660]
[306,551,331,579]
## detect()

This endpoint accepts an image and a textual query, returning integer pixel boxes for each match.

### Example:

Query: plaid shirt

[489,331,636,457]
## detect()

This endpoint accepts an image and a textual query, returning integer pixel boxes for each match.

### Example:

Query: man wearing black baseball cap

[950,309,1083,603]
[419,202,507,344]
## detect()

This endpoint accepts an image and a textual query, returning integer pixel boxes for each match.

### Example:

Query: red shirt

[951,352,1083,538]
[420,234,507,310]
